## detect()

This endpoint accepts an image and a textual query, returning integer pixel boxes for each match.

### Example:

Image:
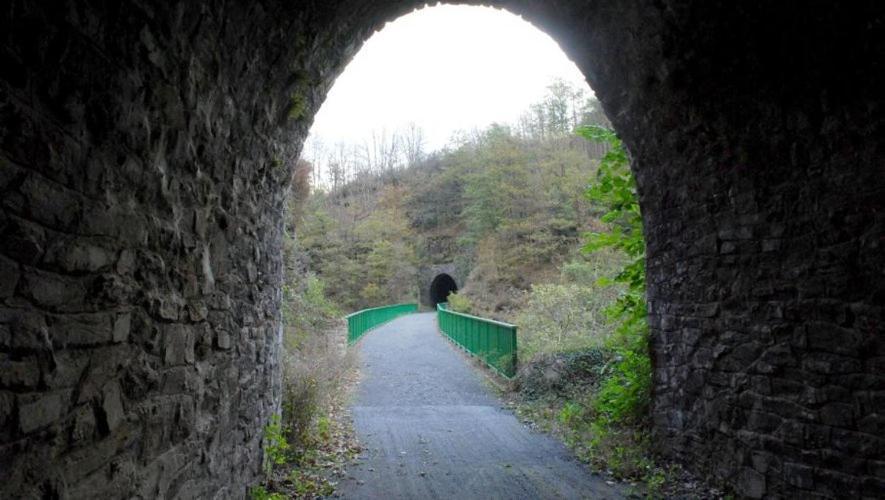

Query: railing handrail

[436,302,518,378]
[346,302,418,345]
[436,303,516,329]
[345,302,418,320]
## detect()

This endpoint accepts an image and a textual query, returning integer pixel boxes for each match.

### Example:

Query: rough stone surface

[0,1,882,498]
[0,2,287,497]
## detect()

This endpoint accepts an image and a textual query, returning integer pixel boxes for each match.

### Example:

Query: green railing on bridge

[346,303,418,344]
[436,303,518,378]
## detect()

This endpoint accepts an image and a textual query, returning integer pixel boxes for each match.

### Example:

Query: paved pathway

[336,313,624,500]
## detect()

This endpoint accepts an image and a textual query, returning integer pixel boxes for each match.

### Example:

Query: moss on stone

[288,91,307,120]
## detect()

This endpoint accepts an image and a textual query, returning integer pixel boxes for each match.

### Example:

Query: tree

[402,122,426,167]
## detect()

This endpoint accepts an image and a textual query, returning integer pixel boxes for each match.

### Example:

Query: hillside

[292,80,614,318]
[279,81,701,494]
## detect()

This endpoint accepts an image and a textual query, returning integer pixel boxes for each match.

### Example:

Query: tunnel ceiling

[0,1,882,498]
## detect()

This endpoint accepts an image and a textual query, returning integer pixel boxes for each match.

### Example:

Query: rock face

[0,1,882,498]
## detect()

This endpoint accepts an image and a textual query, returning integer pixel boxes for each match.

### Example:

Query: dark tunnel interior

[429,273,458,304]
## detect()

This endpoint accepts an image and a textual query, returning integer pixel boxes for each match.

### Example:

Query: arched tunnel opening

[429,273,458,305]
[0,2,881,499]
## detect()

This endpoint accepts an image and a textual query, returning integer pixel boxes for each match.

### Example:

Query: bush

[250,485,286,500]
[515,283,613,360]
[278,250,353,459]
[280,358,320,452]
[446,291,473,313]
[591,311,651,426]
[282,273,340,350]
[280,321,355,455]
[262,414,290,471]
[576,124,650,425]
[518,348,611,400]
[513,125,657,487]
[359,282,384,305]
[559,251,624,287]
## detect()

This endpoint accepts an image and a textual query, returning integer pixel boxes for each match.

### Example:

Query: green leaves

[576,125,650,427]
[575,125,618,144]
[263,413,291,471]
[446,292,473,314]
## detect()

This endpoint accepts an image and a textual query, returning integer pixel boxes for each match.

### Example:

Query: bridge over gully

[343,305,620,499]
[0,2,882,499]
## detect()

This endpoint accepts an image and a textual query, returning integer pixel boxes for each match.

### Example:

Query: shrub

[359,282,383,305]
[280,324,355,455]
[262,414,290,472]
[280,359,320,452]
[592,312,651,426]
[282,273,340,350]
[277,265,354,455]
[511,125,655,486]
[559,251,624,287]
[518,348,611,400]
[515,283,613,360]
[576,124,650,425]
[446,291,473,313]
[250,485,286,500]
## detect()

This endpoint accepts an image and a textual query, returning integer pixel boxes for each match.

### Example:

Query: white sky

[306,4,591,152]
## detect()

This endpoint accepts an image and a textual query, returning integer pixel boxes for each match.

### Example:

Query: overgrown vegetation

[510,125,713,497]
[500,125,661,487]
[296,186,419,311]
[512,125,656,486]
[446,291,473,313]
[300,80,611,315]
[579,124,651,429]
[514,250,622,360]
[252,163,361,499]
[271,79,704,496]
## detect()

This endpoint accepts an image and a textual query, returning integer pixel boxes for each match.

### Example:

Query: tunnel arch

[429,273,459,305]
[0,2,882,499]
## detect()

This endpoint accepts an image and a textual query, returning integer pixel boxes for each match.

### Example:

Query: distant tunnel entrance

[429,273,458,305]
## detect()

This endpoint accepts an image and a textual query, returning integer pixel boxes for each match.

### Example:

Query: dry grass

[256,320,362,499]
[280,319,356,452]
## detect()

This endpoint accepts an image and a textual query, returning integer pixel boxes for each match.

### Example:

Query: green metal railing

[346,303,418,344]
[436,303,518,378]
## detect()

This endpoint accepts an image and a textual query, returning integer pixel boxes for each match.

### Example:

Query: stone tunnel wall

[0,1,883,498]
[0,2,307,497]
[624,4,885,497]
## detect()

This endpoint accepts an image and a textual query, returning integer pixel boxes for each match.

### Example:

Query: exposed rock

[18,391,70,434]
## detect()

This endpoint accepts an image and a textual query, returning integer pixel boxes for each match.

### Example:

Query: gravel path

[335,312,624,500]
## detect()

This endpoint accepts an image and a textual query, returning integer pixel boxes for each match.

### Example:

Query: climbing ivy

[576,125,650,425]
